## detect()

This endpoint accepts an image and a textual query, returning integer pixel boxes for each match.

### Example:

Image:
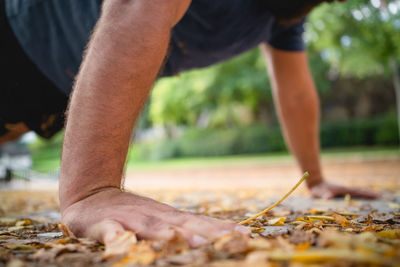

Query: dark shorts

[0,0,68,139]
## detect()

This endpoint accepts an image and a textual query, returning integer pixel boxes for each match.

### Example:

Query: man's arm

[60,0,249,246]
[260,43,380,199]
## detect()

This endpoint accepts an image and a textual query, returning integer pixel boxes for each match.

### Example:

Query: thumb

[86,219,125,244]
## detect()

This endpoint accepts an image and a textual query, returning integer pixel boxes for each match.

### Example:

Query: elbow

[102,0,190,29]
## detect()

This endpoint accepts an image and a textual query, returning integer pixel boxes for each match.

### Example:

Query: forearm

[261,44,323,188]
[273,75,322,187]
[59,0,184,212]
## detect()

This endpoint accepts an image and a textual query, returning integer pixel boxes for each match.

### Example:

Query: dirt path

[2,157,399,195]
[124,158,400,194]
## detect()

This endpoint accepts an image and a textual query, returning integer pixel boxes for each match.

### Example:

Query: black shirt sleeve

[267,18,306,51]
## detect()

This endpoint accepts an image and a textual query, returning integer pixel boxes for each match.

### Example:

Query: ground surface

[1,153,400,266]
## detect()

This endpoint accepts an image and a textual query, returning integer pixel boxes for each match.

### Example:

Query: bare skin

[59,0,249,247]
[0,0,378,247]
[261,44,380,199]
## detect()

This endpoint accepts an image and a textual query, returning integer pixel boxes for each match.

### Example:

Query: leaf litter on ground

[1,177,400,266]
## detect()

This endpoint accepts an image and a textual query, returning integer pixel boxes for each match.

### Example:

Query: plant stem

[239,171,309,225]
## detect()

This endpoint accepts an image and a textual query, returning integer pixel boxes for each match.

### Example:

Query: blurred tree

[307,0,400,140]
[149,49,274,129]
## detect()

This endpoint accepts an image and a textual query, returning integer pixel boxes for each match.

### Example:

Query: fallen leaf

[102,231,137,259]
[15,219,31,227]
[114,242,157,266]
[2,243,38,250]
[247,238,272,250]
[31,244,89,262]
[332,214,352,228]
[377,229,400,239]
[214,233,249,255]
[304,215,335,222]
[244,251,269,266]
[7,225,33,232]
[267,217,286,226]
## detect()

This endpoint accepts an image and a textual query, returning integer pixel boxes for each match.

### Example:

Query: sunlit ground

[1,149,400,266]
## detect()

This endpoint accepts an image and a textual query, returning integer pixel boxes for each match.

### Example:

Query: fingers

[310,186,335,199]
[121,211,249,247]
[174,227,207,247]
[175,213,250,240]
[310,182,382,200]
[122,215,208,247]
[123,215,178,241]
[86,219,125,244]
[346,187,382,199]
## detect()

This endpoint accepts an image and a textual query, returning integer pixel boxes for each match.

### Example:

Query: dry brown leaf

[102,231,137,259]
[114,242,157,266]
[158,231,189,256]
[31,243,89,262]
[2,243,38,250]
[247,238,272,250]
[244,251,269,266]
[161,248,210,265]
[332,214,352,228]
[214,232,249,255]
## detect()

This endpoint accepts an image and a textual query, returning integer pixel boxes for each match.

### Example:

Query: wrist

[305,172,324,189]
[59,185,121,214]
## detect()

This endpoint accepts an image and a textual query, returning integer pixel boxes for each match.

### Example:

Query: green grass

[29,134,399,174]
[125,146,400,171]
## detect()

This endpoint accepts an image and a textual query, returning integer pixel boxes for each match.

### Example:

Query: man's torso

[5,0,305,94]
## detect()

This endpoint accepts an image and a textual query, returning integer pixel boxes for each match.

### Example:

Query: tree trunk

[390,58,400,145]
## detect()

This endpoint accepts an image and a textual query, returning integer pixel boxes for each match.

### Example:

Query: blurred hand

[310,181,381,199]
[61,188,250,247]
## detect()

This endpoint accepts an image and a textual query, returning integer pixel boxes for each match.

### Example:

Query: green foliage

[149,49,272,127]
[320,113,399,147]
[307,0,400,77]
[28,131,64,172]
[137,124,286,160]
[137,114,398,161]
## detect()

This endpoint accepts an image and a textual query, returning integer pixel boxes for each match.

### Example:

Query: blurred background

[1,0,399,194]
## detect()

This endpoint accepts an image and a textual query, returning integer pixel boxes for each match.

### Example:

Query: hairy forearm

[274,78,322,187]
[261,44,323,188]
[59,0,183,212]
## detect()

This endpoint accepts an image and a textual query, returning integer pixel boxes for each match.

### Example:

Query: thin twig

[239,172,309,225]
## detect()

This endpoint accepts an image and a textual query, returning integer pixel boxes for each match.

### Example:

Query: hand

[310,181,381,199]
[61,188,250,247]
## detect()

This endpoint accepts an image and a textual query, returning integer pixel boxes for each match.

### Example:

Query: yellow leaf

[267,217,286,226]
[7,225,33,232]
[377,229,400,239]
[250,227,264,233]
[296,242,311,251]
[266,248,385,265]
[309,209,325,215]
[15,219,31,227]
[304,215,335,222]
